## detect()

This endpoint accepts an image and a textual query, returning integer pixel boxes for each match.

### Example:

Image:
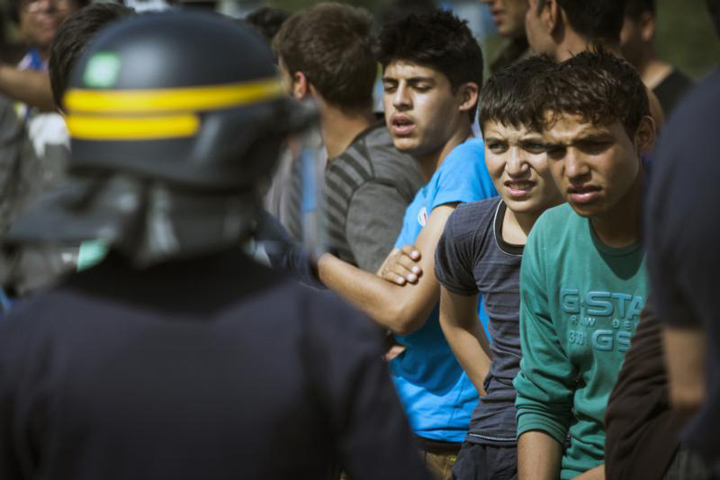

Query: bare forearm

[317,253,435,334]
[443,324,490,394]
[573,464,604,480]
[0,65,55,111]
[439,291,491,393]
[518,431,563,480]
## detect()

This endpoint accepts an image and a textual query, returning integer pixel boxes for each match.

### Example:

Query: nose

[391,83,411,111]
[506,147,530,177]
[564,148,590,180]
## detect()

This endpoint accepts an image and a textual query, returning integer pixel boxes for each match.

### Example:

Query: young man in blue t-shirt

[316,9,496,478]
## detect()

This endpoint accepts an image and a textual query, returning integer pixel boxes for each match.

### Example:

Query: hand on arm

[518,431,563,480]
[378,245,422,286]
[439,288,491,394]
[317,204,456,335]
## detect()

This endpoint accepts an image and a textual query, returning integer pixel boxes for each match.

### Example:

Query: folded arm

[317,204,456,335]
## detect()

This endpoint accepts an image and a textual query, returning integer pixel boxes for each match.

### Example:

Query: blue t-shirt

[391,138,497,442]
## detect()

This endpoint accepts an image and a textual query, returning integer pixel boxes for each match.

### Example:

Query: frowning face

[542,113,645,219]
[483,120,562,215]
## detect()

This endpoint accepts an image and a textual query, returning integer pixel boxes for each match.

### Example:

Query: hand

[379,245,422,286]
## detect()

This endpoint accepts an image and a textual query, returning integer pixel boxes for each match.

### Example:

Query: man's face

[382,60,468,158]
[480,0,529,38]
[525,0,554,56]
[484,120,562,215]
[541,113,641,218]
[19,0,76,51]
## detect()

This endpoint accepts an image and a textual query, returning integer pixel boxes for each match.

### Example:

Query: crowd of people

[0,0,717,479]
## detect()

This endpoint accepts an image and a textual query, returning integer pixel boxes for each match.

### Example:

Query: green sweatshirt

[514,203,647,479]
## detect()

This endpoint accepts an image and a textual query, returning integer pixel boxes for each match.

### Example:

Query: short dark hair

[9,0,90,24]
[245,7,289,44]
[539,0,627,43]
[49,2,134,110]
[625,0,654,21]
[536,49,649,138]
[273,3,376,112]
[479,55,554,132]
[378,8,484,121]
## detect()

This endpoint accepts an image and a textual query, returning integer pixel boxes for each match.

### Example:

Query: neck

[638,57,673,90]
[590,172,644,248]
[319,104,375,160]
[415,123,472,181]
[555,35,622,62]
[502,207,544,245]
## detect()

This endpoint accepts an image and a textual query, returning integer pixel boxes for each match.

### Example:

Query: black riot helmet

[6,12,314,266]
[65,11,293,191]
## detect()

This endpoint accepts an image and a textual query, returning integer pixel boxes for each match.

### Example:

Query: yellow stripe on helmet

[67,114,200,140]
[64,78,284,114]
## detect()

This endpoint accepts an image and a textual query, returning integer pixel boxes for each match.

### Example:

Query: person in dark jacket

[0,12,431,480]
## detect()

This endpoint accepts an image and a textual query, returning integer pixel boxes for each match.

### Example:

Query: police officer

[0,12,431,480]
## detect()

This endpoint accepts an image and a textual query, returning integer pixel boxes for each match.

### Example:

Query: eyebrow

[381,76,436,83]
[544,131,614,146]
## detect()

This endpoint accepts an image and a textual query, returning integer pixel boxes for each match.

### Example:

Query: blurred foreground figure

[0,12,431,480]
[646,1,720,477]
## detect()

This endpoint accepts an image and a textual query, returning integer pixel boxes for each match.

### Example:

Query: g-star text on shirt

[561,289,644,353]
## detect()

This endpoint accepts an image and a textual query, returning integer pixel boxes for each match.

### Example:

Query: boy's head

[479,0,529,39]
[525,0,626,58]
[379,9,483,158]
[481,55,562,216]
[536,50,655,218]
[11,0,88,54]
[273,2,376,114]
[49,2,134,111]
[619,0,656,68]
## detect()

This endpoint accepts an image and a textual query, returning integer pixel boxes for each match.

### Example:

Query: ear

[639,11,656,43]
[544,0,560,34]
[291,71,311,101]
[457,82,479,114]
[633,115,656,155]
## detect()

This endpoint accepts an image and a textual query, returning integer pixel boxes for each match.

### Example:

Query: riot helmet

[7,11,313,266]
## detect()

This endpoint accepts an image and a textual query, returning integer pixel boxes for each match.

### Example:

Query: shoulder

[440,138,485,171]
[528,203,577,246]
[447,198,502,238]
[292,284,383,347]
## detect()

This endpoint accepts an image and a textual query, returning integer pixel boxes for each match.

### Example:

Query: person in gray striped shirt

[273,3,423,272]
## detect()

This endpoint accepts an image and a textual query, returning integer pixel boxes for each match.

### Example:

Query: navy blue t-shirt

[435,198,522,446]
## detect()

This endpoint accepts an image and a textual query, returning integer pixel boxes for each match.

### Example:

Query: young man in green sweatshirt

[513,50,656,480]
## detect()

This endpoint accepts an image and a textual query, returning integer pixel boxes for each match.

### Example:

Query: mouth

[390,116,415,137]
[567,185,602,205]
[504,180,535,198]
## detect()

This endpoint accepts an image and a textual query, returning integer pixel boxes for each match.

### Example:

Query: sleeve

[345,181,408,273]
[430,141,497,211]
[304,295,432,480]
[434,206,477,296]
[513,225,576,445]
